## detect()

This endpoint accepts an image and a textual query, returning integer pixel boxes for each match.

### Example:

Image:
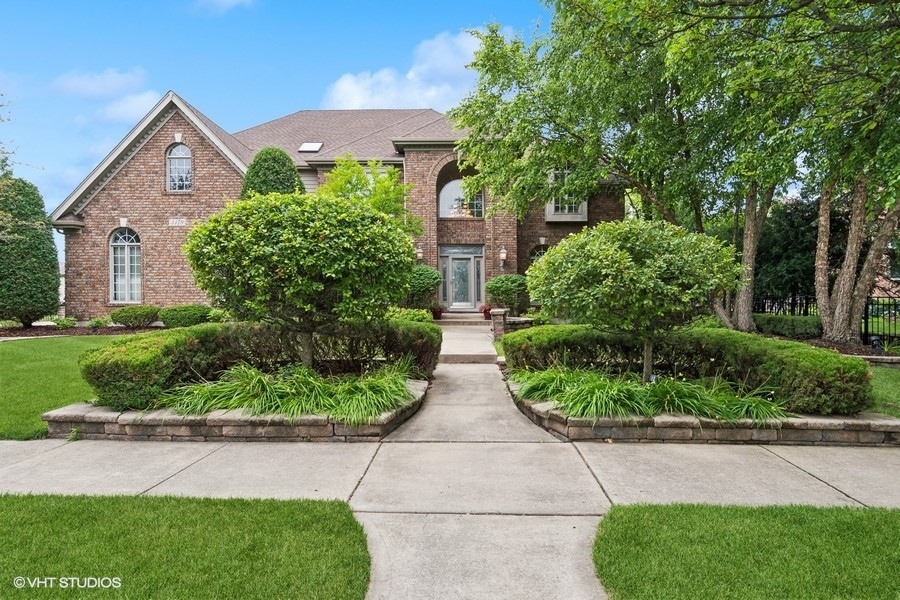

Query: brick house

[51,91,623,319]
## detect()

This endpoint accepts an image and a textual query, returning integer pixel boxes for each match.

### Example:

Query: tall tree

[0,175,60,327]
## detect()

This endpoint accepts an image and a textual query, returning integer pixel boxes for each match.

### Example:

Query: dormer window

[167,144,192,191]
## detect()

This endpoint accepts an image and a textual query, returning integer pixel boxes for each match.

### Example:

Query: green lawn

[594,504,900,600]
[0,336,122,439]
[870,365,900,418]
[0,494,369,599]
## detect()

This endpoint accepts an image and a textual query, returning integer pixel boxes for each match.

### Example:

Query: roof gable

[51,91,251,221]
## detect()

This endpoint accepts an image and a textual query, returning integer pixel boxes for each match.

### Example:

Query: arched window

[167,144,192,191]
[439,179,483,218]
[110,228,141,302]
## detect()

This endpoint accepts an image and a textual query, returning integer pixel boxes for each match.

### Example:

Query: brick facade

[63,112,243,319]
[57,98,624,318]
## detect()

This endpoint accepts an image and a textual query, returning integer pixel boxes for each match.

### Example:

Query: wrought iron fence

[752,295,900,345]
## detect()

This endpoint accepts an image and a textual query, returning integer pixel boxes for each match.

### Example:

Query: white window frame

[167,144,192,192]
[110,228,141,303]
[545,169,587,222]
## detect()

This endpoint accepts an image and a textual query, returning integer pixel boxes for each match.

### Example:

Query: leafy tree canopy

[528,219,742,381]
[240,146,304,199]
[317,155,422,236]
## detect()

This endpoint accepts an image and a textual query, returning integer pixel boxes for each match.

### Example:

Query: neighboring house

[51,91,623,319]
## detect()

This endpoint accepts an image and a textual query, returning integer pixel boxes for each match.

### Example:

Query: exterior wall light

[499,246,508,268]
[415,246,424,262]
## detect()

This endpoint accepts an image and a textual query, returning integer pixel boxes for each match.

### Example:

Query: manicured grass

[594,504,900,600]
[870,366,900,418]
[0,337,122,439]
[0,494,369,599]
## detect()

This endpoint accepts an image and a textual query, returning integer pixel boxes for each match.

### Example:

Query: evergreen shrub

[159,304,212,328]
[753,314,822,339]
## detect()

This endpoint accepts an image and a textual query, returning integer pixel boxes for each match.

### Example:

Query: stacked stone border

[507,381,900,446]
[42,381,429,442]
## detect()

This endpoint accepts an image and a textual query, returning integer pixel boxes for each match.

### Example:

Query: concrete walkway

[1,324,899,599]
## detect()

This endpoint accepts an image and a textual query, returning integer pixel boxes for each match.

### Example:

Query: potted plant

[478,305,493,320]
[430,301,446,320]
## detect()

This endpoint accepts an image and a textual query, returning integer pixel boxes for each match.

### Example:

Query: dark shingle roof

[233,108,463,167]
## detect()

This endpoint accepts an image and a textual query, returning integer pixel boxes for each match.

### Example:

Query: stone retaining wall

[42,381,429,442]
[507,381,900,446]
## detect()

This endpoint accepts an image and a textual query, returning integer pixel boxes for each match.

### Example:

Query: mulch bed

[0,325,158,338]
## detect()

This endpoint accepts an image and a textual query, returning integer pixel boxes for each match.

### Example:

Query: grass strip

[870,365,900,418]
[594,504,900,600]
[0,494,369,599]
[0,337,122,440]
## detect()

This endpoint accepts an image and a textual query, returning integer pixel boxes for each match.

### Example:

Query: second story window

[167,144,192,191]
[545,169,587,222]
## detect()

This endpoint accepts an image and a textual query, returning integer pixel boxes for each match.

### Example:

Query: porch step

[437,313,491,327]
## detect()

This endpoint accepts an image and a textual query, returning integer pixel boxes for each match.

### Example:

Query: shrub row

[753,314,822,339]
[80,319,442,411]
[501,325,872,415]
[109,305,160,328]
[158,304,212,328]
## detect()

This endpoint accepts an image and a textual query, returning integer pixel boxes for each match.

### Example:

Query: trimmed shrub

[48,316,77,329]
[109,305,160,328]
[159,304,212,328]
[502,324,872,415]
[382,319,442,378]
[753,314,822,339]
[486,274,529,316]
[240,146,304,199]
[406,265,442,309]
[79,323,243,411]
[80,320,443,411]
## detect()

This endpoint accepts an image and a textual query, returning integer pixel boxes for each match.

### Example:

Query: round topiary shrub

[406,265,442,309]
[159,304,212,328]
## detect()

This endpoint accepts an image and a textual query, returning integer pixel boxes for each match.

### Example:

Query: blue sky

[1,0,550,226]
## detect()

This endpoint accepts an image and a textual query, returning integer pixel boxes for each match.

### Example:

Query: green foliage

[87,316,111,330]
[239,146,304,199]
[48,316,76,329]
[385,306,433,323]
[485,274,528,316]
[405,265,442,308]
[78,323,241,411]
[381,319,442,378]
[0,177,60,327]
[109,305,160,328]
[317,154,422,236]
[503,324,872,415]
[159,303,211,328]
[595,505,900,600]
[158,361,414,426]
[207,308,232,323]
[753,314,822,339]
[185,191,414,366]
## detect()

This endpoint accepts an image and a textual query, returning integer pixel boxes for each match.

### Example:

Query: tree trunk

[642,338,654,384]
[732,182,774,332]
[299,330,314,368]
[814,179,836,335]
[849,201,900,339]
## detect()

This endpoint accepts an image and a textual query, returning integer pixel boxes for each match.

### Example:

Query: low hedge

[501,325,872,416]
[109,305,160,328]
[80,319,442,411]
[753,314,822,339]
[159,304,212,328]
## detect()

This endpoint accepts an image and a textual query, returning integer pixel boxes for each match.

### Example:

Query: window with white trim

[545,169,587,222]
[439,179,484,218]
[110,228,141,302]
[167,144,192,191]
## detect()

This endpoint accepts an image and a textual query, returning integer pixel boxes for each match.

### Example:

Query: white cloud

[52,68,146,98]
[321,30,481,112]
[97,91,161,122]
[194,0,253,13]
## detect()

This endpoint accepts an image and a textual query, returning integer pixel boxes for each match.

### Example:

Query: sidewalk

[1,325,898,599]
